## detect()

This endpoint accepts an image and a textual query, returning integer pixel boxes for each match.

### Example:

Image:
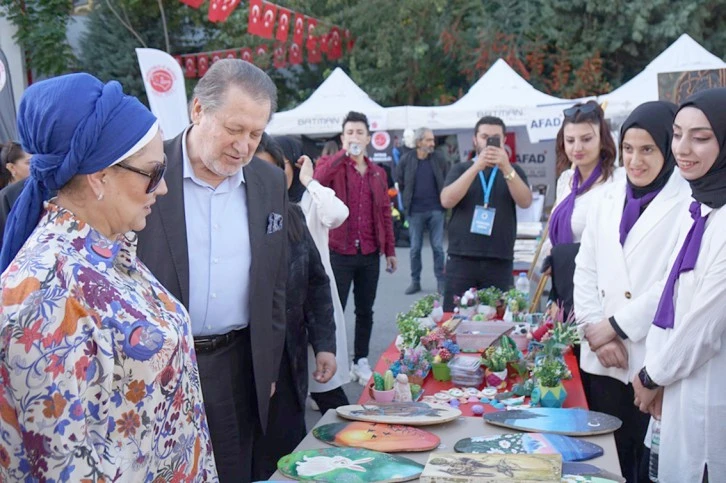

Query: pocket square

[267,212,283,234]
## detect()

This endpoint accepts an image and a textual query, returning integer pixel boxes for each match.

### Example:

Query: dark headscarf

[678,88,726,208]
[275,136,306,203]
[619,101,677,199]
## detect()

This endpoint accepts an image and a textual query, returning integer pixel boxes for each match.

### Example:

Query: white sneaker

[352,358,373,386]
[309,397,319,411]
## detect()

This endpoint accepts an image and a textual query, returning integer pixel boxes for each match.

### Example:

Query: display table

[358,318,588,417]
[269,409,622,481]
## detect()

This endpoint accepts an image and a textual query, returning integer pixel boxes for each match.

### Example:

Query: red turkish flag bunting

[292,13,305,44]
[289,42,303,65]
[319,33,329,55]
[179,0,204,8]
[183,56,197,78]
[208,0,240,23]
[173,55,183,67]
[256,2,277,39]
[276,8,292,42]
[305,17,318,51]
[248,0,264,35]
[224,50,237,59]
[240,48,253,63]
[307,37,321,64]
[197,55,210,77]
[273,42,287,69]
[255,44,270,68]
[328,26,342,60]
[210,51,223,64]
[345,29,356,52]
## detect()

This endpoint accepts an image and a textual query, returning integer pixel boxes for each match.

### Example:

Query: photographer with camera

[439,116,532,311]
[314,111,397,386]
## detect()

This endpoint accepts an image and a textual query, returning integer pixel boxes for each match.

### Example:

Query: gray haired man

[395,127,449,295]
[137,59,288,482]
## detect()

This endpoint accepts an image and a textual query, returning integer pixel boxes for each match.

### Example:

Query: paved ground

[304,239,443,429]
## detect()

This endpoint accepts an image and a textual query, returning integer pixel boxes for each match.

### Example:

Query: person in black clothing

[439,116,533,311]
[396,127,449,295]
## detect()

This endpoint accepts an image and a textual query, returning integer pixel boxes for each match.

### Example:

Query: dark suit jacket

[137,130,288,431]
[0,179,28,247]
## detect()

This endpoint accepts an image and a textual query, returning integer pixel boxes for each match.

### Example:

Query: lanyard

[478,166,498,208]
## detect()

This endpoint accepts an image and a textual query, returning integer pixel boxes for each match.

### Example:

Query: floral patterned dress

[0,203,217,482]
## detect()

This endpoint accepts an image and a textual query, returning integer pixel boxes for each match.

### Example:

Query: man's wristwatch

[503,169,517,181]
[638,367,659,390]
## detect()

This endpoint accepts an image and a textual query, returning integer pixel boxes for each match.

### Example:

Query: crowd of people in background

[0,57,723,483]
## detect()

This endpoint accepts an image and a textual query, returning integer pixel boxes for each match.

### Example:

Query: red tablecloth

[358,315,589,417]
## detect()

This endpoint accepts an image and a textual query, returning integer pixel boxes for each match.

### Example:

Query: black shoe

[405,282,421,295]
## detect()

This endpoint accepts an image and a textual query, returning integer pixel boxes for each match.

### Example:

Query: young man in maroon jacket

[314,111,397,385]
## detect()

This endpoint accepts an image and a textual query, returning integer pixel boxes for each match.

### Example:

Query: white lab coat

[611,198,726,482]
[300,180,351,392]
[574,171,691,384]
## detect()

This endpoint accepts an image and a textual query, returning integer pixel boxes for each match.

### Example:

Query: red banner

[247,0,264,36]
[289,42,303,65]
[319,33,329,55]
[208,0,240,23]
[328,26,342,60]
[179,0,204,8]
[258,1,277,39]
[183,56,197,78]
[293,13,305,44]
[240,48,253,63]
[210,51,223,64]
[305,16,318,51]
[197,55,210,77]
[276,7,292,42]
[307,38,321,64]
[273,42,287,69]
[344,29,355,52]
[173,55,183,67]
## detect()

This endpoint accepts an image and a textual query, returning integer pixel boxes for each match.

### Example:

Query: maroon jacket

[314,149,396,258]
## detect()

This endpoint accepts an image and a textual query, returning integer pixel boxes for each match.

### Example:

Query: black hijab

[275,135,307,203]
[677,88,726,208]
[619,101,677,199]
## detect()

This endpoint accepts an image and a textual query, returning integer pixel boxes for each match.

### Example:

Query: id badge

[470,205,496,236]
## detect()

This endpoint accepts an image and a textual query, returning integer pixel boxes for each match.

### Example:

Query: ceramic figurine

[393,374,413,402]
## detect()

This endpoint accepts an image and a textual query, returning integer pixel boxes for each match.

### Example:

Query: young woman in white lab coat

[574,101,690,482]
[587,88,726,483]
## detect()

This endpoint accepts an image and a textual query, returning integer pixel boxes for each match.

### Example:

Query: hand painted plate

[484,408,622,436]
[336,402,462,426]
[277,447,424,482]
[313,421,440,452]
[562,462,626,482]
[421,452,562,481]
[454,433,603,461]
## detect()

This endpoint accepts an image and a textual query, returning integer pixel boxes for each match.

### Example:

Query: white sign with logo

[136,48,189,140]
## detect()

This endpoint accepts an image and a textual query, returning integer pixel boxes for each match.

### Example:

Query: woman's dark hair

[0,142,26,189]
[321,140,339,157]
[275,136,306,203]
[555,100,616,181]
[256,134,305,242]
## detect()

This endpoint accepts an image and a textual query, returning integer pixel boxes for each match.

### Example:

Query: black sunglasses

[563,102,599,120]
[116,154,167,193]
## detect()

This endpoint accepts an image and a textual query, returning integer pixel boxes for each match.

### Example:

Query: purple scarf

[652,201,709,329]
[619,183,662,246]
[549,163,603,246]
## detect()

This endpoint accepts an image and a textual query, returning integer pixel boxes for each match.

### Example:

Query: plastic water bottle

[649,419,661,482]
[515,273,530,301]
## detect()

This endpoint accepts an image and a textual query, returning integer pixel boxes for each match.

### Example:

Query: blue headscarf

[0,73,157,272]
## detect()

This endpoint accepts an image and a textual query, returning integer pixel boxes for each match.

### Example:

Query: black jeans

[330,251,380,363]
[587,373,650,483]
[443,254,513,311]
[311,386,350,415]
[196,328,260,483]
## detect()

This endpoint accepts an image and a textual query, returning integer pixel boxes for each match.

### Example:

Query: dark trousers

[251,351,306,481]
[330,251,380,363]
[311,386,350,415]
[587,373,650,483]
[196,328,261,483]
[443,254,513,311]
[408,210,445,283]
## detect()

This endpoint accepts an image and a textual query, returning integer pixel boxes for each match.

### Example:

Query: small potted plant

[481,346,509,388]
[432,348,454,381]
[371,370,396,402]
[390,346,432,386]
[453,288,478,318]
[532,356,571,408]
[395,312,430,350]
[476,286,502,319]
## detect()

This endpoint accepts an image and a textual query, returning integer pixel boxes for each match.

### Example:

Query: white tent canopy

[391,59,567,133]
[599,34,726,122]
[266,67,387,136]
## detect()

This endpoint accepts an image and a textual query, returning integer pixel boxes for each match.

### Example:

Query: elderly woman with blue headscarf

[0,74,217,482]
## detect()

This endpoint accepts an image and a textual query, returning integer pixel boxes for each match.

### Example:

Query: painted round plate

[313,421,441,452]
[336,402,462,426]
[277,447,424,482]
[483,408,622,436]
[454,433,603,461]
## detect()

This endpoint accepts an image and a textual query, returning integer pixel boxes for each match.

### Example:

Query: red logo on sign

[372,131,390,150]
[147,67,174,94]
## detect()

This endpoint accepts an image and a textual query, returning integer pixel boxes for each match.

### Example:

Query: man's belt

[193,328,247,354]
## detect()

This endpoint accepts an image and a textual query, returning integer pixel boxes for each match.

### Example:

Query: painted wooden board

[420,453,562,482]
[277,447,424,482]
[484,408,622,436]
[454,433,603,461]
[336,402,462,426]
[313,421,440,452]
[561,462,626,482]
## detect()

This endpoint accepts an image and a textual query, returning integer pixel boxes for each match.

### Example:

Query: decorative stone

[448,388,464,398]
[449,399,460,407]
[467,396,479,403]
[482,387,497,398]
[471,404,485,415]
[479,397,490,404]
